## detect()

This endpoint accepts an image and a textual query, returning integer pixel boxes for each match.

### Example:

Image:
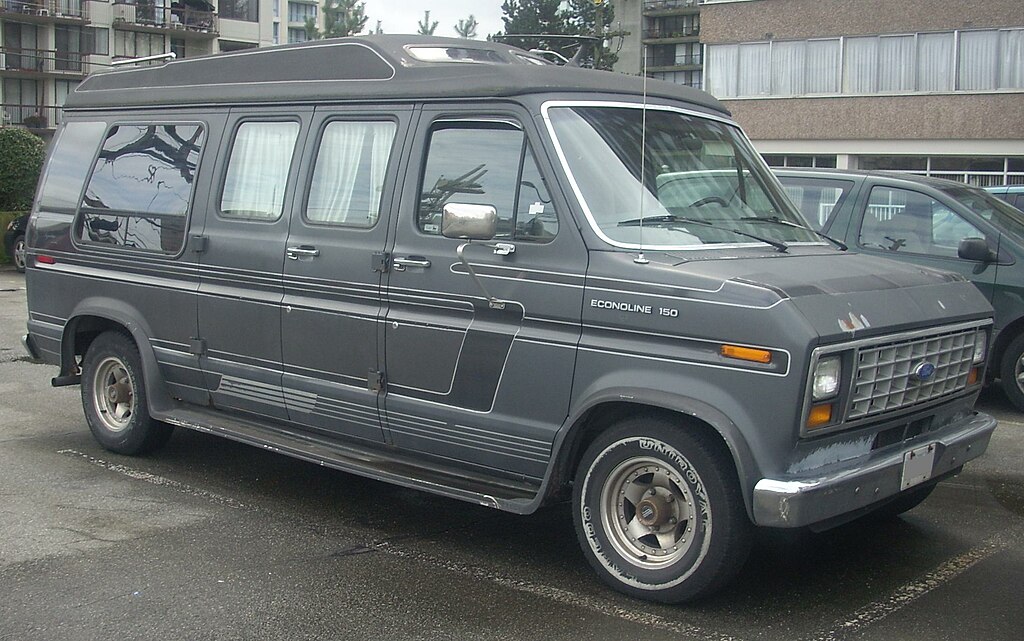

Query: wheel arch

[991,315,1024,375]
[60,298,174,415]
[544,388,761,521]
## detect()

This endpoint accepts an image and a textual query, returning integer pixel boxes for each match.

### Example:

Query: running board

[159,407,540,512]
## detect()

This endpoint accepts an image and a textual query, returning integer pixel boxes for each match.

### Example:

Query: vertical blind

[708,28,1024,98]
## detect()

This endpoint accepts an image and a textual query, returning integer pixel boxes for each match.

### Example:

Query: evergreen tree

[455,14,478,39]
[562,0,617,70]
[304,0,369,40]
[372,20,384,34]
[497,0,566,55]
[417,10,438,36]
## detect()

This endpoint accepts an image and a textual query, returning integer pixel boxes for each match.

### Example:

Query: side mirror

[441,203,497,241]
[958,237,997,263]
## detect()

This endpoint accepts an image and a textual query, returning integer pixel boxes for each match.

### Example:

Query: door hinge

[189,338,206,356]
[371,251,390,273]
[368,369,385,392]
[190,235,208,253]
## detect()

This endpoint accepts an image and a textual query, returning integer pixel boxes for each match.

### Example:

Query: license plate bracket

[901,442,937,490]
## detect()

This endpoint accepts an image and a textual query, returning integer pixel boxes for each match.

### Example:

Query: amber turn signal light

[967,367,981,386]
[806,403,834,429]
[721,345,772,364]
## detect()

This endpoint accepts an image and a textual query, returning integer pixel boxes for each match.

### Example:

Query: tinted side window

[777,176,854,230]
[860,186,982,257]
[78,123,205,254]
[306,120,396,228]
[418,122,557,242]
[37,121,106,211]
[220,121,300,220]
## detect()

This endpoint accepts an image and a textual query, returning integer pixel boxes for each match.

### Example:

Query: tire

[999,332,1024,412]
[12,234,26,273]
[572,416,752,603]
[864,483,936,521]
[80,331,173,455]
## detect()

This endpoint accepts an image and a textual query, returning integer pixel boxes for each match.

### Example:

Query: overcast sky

[361,1,506,38]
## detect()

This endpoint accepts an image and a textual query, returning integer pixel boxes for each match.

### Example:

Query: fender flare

[60,297,175,415]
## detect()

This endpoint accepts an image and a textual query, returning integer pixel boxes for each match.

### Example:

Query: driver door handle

[286,246,320,260]
[393,256,431,271]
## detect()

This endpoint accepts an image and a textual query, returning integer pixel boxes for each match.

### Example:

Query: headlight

[973,331,987,364]
[812,356,841,401]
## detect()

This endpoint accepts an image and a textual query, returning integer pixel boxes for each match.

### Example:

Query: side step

[159,407,541,513]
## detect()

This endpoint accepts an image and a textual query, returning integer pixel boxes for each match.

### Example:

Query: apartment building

[699,0,1024,185]
[0,0,320,134]
[613,0,704,88]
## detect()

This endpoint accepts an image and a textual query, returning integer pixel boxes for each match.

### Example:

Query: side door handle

[392,256,431,271]
[286,246,320,260]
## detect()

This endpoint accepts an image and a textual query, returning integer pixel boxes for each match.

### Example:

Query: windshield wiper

[617,215,789,253]
[739,216,848,251]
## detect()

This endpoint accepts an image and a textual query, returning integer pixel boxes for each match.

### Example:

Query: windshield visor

[545,104,821,249]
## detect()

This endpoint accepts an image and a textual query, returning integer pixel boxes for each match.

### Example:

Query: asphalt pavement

[1,265,1021,641]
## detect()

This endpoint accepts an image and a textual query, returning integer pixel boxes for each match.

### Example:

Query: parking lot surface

[1,266,1021,640]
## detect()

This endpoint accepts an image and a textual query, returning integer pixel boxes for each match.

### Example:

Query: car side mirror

[441,203,497,241]
[958,237,997,263]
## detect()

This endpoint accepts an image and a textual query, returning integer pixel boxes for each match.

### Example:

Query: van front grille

[847,326,980,420]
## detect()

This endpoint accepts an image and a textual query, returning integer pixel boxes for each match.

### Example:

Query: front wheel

[572,417,752,603]
[81,331,173,455]
[999,332,1024,412]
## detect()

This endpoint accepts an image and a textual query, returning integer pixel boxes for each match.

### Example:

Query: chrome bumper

[752,411,997,528]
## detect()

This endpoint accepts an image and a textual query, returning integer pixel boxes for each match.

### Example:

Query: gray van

[22,36,996,603]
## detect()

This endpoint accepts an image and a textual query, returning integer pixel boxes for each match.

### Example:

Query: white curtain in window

[706,44,738,98]
[805,39,840,93]
[738,42,771,96]
[306,122,396,226]
[999,29,1024,89]
[878,35,915,92]
[221,122,300,219]
[844,37,878,93]
[959,30,999,90]
[771,40,805,96]
[918,32,955,92]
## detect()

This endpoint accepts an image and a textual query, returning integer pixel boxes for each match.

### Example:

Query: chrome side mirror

[441,203,497,241]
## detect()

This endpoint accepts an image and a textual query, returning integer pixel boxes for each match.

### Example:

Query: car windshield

[940,184,1024,246]
[545,104,820,249]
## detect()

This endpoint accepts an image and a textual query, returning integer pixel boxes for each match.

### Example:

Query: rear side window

[37,121,107,211]
[78,123,205,254]
[220,121,300,220]
[305,120,396,228]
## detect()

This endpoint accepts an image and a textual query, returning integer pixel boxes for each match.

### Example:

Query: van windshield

[546,105,820,249]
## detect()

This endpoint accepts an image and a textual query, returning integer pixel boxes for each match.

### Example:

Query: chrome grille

[848,326,980,420]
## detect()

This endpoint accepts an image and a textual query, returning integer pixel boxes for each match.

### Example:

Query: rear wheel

[12,234,26,273]
[81,331,172,455]
[572,417,752,603]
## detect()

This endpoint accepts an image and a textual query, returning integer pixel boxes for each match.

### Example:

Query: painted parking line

[805,528,1017,641]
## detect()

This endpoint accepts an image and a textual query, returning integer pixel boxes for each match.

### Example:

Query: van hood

[591,249,992,344]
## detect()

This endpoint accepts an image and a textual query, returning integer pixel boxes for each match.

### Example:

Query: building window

[858,156,1024,187]
[762,155,837,169]
[288,1,317,24]
[86,27,110,56]
[170,38,186,59]
[273,23,280,45]
[2,79,40,127]
[220,0,258,23]
[708,28,1024,99]
[114,31,166,59]
[287,27,308,44]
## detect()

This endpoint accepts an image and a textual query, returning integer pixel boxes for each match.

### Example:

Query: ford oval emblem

[913,362,937,381]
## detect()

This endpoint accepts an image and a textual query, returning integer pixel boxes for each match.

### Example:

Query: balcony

[643,0,701,16]
[643,27,700,41]
[0,46,92,77]
[112,1,219,38]
[0,0,89,22]
[1,103,61,130]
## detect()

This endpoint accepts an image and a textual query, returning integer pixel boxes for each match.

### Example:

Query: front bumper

[752,411,996,528]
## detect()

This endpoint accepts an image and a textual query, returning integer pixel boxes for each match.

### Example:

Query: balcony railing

[0,0,87,19]
[646,54,703,68]
[643,0,701,12]
[0,46,92,75]
[643,27,699,40]
[1,103,61,129]
[112,2,219,36]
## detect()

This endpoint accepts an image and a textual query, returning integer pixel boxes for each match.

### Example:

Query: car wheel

[999,332,1024,412]
[12,234,26,273]
[81,331,173,455]
[572,416,752,603]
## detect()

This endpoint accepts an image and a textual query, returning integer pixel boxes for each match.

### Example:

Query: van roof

[65,35,729,116]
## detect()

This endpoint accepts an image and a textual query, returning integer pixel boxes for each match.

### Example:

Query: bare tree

[455,14,478,39]
[417,10,438,35]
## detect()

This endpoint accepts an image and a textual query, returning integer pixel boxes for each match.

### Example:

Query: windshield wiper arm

[618,215,789,253]
[739,216,848,251]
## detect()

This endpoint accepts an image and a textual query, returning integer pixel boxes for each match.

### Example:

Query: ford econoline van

[22,36,996,603]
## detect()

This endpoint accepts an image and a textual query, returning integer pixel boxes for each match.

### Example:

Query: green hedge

[0,128,45,211]
[1,210,27,265]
